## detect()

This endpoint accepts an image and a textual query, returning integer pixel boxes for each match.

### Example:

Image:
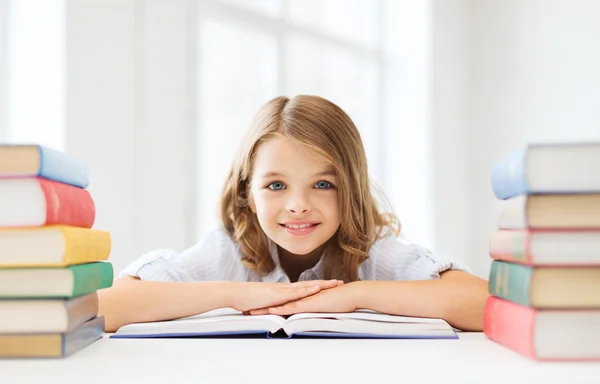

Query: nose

[286,191,311,214]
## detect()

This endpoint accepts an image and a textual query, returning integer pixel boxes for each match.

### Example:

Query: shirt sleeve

[117,228,249,282]
[374,235,471,281]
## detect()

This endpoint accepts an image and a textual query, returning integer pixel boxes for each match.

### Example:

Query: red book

[0,177,95,228]
[489,229,600,266]
[483,296,600,361]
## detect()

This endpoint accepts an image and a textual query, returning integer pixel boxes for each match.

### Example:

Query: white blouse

[119,227,470,283]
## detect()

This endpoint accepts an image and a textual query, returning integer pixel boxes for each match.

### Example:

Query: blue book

[0,144,89,189]
[110,308,458,339]
[491,142,600,200]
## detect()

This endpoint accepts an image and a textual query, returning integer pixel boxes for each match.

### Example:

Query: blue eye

[315,181,333,189]
[268,182,286,191]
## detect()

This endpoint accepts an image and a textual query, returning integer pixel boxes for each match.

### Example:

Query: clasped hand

[229,280,359,316]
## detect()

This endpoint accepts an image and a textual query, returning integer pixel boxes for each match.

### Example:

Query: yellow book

[0,225,111,267]
[0,316,104,358]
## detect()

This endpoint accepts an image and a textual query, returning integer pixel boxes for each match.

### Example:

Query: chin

[278,242,320,256]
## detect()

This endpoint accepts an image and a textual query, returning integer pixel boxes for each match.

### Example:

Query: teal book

[0,144,89,189]
[0,262,113,298]
[488,260,600,308]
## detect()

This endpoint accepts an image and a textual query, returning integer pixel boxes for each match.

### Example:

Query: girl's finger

[269,301,298,315]
[294,280,341,289]
[288,285,320,301]
[249,308,270,315]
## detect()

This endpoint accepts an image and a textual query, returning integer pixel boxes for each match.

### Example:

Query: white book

[495,194,600,229]
[0,292,99,333]
[111,308,457,339]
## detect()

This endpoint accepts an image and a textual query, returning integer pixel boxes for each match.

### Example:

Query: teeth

[286,224,314,229]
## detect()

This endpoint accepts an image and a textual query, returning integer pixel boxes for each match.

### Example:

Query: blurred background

[0,0,599,278]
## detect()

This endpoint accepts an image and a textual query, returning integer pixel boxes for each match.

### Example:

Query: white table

[1,333,599,383]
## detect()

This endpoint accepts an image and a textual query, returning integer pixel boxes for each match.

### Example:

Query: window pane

[382,0,433,247]
[7,0,65,150]
[287,0,378,47]
[284,34,380,181]
[217,0,281,17]
[0,0,6,141]
[197,18,278,235]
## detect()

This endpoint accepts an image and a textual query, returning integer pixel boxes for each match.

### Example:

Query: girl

[98,95,488,332]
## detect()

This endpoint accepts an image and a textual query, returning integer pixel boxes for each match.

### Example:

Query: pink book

[489,229,600,266]
[484,296,600,361]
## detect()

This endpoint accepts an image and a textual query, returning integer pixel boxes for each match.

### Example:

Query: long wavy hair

[220,95,401,281]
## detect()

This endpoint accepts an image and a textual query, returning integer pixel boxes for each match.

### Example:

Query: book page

[282,318,455,337]
[286,309,448,325]
[172,307,288,326]
[114,308,287,337]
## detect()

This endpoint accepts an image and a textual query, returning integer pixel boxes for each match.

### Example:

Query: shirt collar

[262,237,287,283]
[262,237,326,282]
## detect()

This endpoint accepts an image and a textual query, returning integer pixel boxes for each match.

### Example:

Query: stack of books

[483,142,600,361]
[0,144,112,358]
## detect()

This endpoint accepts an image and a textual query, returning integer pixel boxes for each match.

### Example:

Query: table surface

[1,332,600,384]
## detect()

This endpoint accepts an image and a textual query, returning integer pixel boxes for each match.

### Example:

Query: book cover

[491,142,600,200]
[496,194,600,229]
[111,308,458,339]
[484,296,600,361]
[0,145,89,189]
[491,147,528,200]
[0,226,111,267]
[0,292,99,333]
[0,262,114,298]
[0,177,95,228]
[0,316,105,358]
[488,260,600,308]
[489,229,600,266]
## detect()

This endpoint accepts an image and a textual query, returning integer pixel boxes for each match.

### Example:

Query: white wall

[65,0,195,275]
[0,0,7,141]
[6,0,65,149]
[432,0,472,273]
[383,0,435,250]
[469,0,600,276]
[433,0,600,278]
[62,0,436,276]
[6,0,600,279]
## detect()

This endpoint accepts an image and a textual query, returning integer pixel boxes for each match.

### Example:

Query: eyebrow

[260,170,337,178]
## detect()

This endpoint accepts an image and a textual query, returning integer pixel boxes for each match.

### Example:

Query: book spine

[63,316,105,357]
[64,292,99,332]
[37,146,90,189]
[71,262,114,297]
[488,230,533,264]
[483,296,537,359]
[59,226,112,265]
[490,147,529,200]
[496,195,529,229]
[488,261,533,306]
[38,178,96,228]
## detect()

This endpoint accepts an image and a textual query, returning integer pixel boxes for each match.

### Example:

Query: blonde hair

[221,95,401,281]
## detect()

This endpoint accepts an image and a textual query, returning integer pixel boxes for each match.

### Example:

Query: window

[0,0,7,140]
[4,0,65,150]
[196,0,434,247]
[197,18,278,232]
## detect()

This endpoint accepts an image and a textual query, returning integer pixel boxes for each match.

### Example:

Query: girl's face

[249,137,341,257]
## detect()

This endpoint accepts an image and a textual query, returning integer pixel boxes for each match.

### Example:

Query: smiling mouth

[279,222,321,236]
[279,223,320,229]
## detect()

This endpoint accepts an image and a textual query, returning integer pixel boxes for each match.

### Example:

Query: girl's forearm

[353,277,489,331]
[98,279,234,332]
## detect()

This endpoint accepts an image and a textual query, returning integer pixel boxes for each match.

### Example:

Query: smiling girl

[98,95,488,332]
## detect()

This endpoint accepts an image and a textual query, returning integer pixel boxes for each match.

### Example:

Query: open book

[110,308,457,339]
